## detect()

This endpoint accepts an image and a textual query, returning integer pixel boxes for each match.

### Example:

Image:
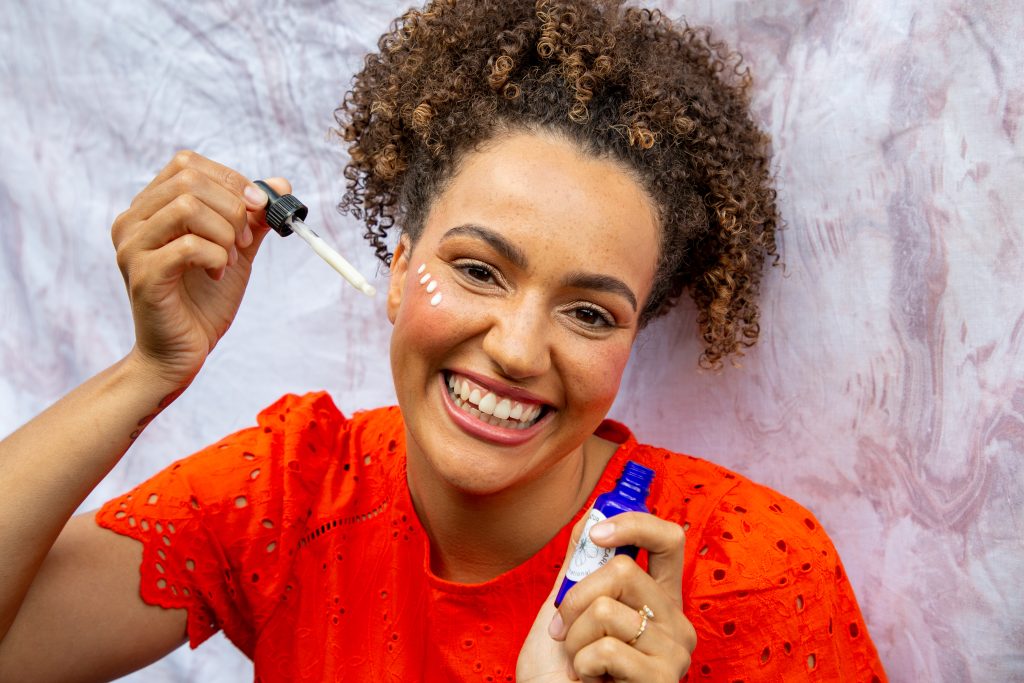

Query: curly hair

[334,0,779,368]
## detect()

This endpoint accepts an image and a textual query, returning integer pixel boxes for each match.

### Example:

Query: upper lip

[446,368,553,407]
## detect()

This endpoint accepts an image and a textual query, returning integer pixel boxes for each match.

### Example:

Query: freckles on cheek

[398,265,462,344]
[574,343,633,408]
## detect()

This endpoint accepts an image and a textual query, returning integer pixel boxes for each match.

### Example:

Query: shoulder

[172,393,402,501]
[105,392,404,540]
[623,437,838,593]
[95,393,406,652]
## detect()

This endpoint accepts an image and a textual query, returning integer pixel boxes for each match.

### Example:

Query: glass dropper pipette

[253,180,376,297]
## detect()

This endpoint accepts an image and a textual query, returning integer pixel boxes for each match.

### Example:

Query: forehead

[421,131,660,287]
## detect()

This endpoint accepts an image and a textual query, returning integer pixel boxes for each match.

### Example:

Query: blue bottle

[554,460,655,606]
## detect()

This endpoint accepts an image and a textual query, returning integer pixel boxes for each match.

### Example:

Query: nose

[481,298,552,380]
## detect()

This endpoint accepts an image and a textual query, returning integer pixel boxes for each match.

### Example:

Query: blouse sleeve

[684,477,888,682]
[95,391,344,657]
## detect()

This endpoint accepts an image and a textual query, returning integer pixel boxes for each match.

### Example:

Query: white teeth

[445,372,546,430]
[478,392,497,416]
[494,398,511,420]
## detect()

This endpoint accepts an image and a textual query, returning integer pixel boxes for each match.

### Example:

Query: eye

[568,305,615,328]
[463,264,494,283]
[452,259,501,286]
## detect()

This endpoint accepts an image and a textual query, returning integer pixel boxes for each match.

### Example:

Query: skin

[0,137,696,681]
[388,130,656,578]
[386,130,696,680]
[0,152,292,680]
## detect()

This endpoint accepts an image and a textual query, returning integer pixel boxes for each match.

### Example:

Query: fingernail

[590,522,614,541]
[548,612,564,639]
[240,226,253,248]
[243,184,267,207]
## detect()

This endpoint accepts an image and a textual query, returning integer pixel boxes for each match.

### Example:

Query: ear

[387,235,412,324]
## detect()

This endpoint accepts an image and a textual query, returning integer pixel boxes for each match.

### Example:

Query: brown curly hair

[334,0,779,368]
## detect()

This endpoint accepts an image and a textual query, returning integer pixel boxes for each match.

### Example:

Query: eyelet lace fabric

[97,392,886,682]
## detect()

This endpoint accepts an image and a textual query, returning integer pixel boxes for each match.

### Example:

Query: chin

[408,419,548,498]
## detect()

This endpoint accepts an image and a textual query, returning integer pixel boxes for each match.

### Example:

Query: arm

[0,355,191,682]
[0,152,289,681]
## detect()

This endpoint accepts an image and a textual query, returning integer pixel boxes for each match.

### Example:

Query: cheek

[563,339,632,413]
[394,264,480,356]
[413,263,444,306]
[404,263,450,316]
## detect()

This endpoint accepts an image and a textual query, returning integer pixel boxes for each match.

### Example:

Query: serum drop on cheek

[415,263,443,306]
[554,461,655,607]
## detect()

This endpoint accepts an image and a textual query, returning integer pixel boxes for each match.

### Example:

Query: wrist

[120,347,195,401]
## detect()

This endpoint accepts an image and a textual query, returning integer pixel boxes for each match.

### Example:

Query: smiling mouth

[443,371,550,430]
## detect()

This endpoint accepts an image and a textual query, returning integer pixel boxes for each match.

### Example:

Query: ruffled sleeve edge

[95,500,222,650]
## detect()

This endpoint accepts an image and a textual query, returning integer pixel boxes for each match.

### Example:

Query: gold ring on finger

[627,604,655,645]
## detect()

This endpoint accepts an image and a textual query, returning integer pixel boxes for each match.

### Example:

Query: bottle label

[566,508,614,582]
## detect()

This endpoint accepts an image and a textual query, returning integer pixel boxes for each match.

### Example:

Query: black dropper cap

[252,180,308,237]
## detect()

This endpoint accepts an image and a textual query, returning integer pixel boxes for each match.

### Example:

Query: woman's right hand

[112,150,290,388]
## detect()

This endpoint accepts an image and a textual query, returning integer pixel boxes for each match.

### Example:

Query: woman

[0,1,886,681]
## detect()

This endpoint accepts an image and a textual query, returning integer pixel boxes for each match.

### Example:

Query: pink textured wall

[1,1,1021,681]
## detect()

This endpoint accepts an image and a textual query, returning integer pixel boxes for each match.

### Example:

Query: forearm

[0,351,185,641]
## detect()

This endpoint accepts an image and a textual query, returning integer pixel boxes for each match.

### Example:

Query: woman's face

[387,130,660,497]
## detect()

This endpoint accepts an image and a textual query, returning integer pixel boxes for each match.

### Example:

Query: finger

[133,151,270,253]
[573,636,653,683]
[543,512,593,637]
[134,232,230,287]
[131,168,248,230]
[555,554,672,642]
[255,176,291,198]
[563,595,668,658]
[238,176,292,261]
[117,198,235,285]
[588,512,685,602]
[128,194,238,259]
[141,150,267,211]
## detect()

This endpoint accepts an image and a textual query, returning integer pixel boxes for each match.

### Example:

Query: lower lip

[438,373,552,446]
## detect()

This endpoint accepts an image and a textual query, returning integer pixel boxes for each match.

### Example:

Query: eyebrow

[440,223,638,311]
[441,224,528,270]
[562,272,638,311]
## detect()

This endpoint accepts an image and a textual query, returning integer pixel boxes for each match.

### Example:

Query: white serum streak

[416,263,443,306]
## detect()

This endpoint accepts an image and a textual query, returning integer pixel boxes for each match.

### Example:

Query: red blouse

[97,392,887,682]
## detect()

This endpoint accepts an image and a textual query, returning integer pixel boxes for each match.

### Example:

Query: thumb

[255,176,293,199]
[241,176,293,259]
[515,514,590,681]
[541,512,590,615]
[555,513,590,588]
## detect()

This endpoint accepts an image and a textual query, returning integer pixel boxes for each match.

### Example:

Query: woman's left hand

[517,512,697,682]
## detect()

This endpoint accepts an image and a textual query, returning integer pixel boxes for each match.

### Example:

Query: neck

[406,435,617,584]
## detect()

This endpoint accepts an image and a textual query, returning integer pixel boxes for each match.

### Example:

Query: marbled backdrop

[1,1,1021,681]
